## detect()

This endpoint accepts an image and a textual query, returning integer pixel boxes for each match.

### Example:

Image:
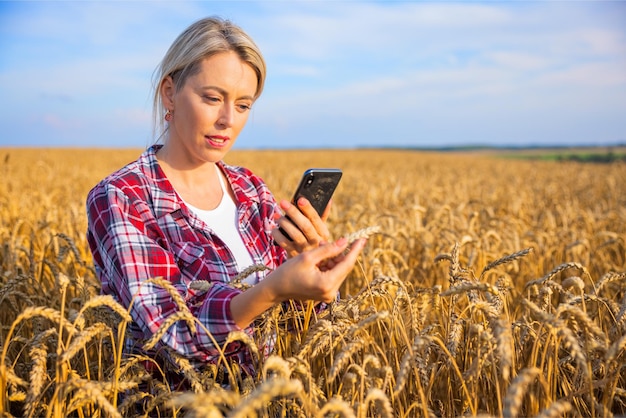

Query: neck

[156,144,221,191]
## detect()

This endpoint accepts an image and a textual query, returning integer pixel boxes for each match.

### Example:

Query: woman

[86,17,366,384]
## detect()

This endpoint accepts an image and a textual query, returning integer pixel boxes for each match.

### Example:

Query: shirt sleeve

[86,182,245,363]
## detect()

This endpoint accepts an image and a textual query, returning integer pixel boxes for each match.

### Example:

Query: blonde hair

[151,17,266,141]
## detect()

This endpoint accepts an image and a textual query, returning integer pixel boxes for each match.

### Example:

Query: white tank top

[183,165,258,285]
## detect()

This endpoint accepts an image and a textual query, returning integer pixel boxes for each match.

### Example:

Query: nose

[216,103,234,128]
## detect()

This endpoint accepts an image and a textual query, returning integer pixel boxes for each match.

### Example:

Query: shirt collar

[142,145,260,218]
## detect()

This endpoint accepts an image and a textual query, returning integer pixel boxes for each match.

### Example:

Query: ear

[160,76,175,109]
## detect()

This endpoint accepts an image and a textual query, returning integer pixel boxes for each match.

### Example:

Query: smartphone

[279,168,343,240]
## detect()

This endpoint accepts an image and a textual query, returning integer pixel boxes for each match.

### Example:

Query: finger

[308,236,366,267]
[318,238,367,302]
[294,198,331,241]
[279,199,322,244]
[276,216,305,242]
[271,228,297,255]
[320,199,332,222]
[342,238,367,261]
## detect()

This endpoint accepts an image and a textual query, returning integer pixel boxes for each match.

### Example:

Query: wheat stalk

[441,281,500,298]
[62,378,122,418]
[503,367,541,418]
[525,262,591,290]
[118,391,151,416]
[24,328,56,417]
[262,355,292,380]
[298,319,334,358]
[167,351,206,393]
[536,399,573,418]
[394,335,429,395]
[143,310,197,351]
[595,271,626,294]
[343,225,381,245]
[556,304,607,346]
[228,377,306,417]
[75,294,131,325]
[605,334,626,363]
[329,339,367,381]
[491,317,513,382]
[317,397,356,418]
[358,388,393,418]
[171,390,240,417]
[144,277,193,319]
[60,322,110,363]
[446,313,464,358]
[232,264,270,284]
[480,247,533,278]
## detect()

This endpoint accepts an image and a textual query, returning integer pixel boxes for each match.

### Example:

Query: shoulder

[87,145,166,204]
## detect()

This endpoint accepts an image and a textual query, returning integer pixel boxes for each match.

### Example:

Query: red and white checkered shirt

[86,145,286,373]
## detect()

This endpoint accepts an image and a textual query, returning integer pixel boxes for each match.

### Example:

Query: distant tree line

[556,151,626,163]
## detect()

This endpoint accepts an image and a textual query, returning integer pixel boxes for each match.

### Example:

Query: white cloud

[486,52,552,71]
[1,1,625,148]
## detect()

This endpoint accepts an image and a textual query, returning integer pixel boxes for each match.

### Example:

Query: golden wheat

[1,148,625,417]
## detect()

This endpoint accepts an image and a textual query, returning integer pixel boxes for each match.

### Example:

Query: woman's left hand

[272,197,331,258]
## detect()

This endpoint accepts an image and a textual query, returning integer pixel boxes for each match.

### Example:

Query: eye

[203,95,220,103]
[237,103,252,112]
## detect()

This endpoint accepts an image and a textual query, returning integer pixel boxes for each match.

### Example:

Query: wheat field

[1,147,625,417]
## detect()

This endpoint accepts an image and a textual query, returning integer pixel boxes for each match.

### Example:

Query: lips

[206,135,229,148]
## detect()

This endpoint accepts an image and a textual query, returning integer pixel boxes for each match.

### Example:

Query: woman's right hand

[271,198,332,258]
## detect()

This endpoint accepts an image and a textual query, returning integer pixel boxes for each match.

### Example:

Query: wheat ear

[525,262,590,289]
[75,294,131,324]
[228,378,306,417]
[225,330,260,364]
[60,322,110,363]
[503,367,541,418]
[359,388,393,418]
[605,334,626,363]
[24,328,56,417]
[262,355,292,380]
[329,339,367,381]
[536,399,572,418]
[143,310,197,351]
[479,248,533,278]
[233,264,270,283]
[317,397,356,418]
[298,319,334,358]
[171,390,240,417]
[343,225,381,245]
[63,379,121,418]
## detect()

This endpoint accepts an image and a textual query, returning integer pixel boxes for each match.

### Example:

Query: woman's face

[162,51,258,164]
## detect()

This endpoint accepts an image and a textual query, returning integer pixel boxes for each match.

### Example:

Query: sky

[1,1,625,149]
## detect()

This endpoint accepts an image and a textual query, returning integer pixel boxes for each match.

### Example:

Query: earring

[165,109,173,122]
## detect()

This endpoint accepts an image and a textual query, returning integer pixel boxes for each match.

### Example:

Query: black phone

[279,168,343,240]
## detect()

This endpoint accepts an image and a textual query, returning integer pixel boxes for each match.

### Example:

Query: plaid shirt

[86,145,286,373]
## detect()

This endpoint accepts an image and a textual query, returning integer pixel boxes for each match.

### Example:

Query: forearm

[229,274,282,328]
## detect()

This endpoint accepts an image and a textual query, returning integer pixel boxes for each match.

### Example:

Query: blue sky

[1,1,625,149]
